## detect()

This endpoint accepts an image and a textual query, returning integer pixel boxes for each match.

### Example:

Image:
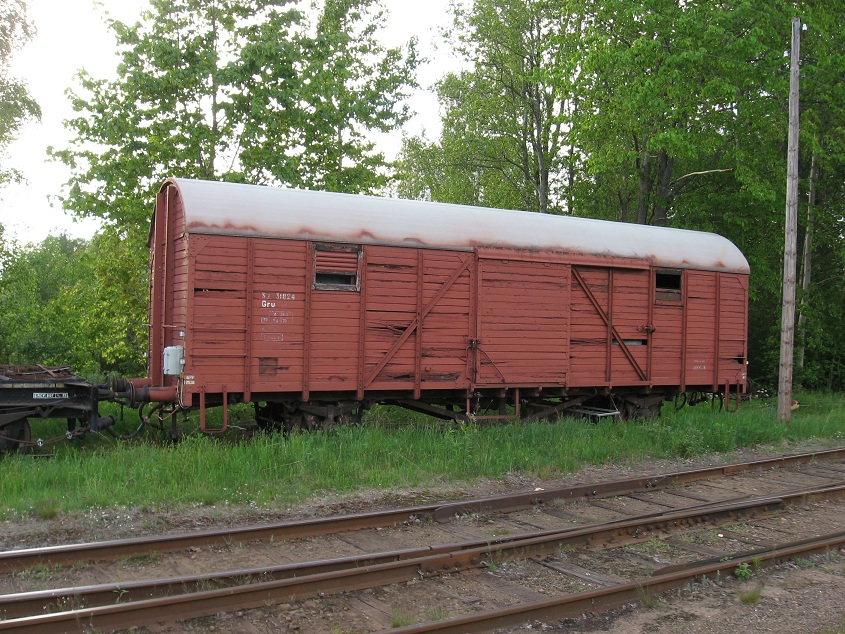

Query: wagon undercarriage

[0,367,733,454]
[247,387,683,433]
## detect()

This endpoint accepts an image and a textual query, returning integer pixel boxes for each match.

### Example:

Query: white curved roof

[166,178,749,274]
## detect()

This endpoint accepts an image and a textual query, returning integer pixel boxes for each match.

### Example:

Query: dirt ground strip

[536,563,845,634]
[2,440,845,633]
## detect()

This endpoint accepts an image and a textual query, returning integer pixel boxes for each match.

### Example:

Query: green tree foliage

[570,0,790,226]
[0,234,87,370]
[240,0,419,192]
[53,0,296,225]
[797,203,845,391]
[51,0,418,226]
[0,0,40,186]
[794,7,845,392]
[398,0,573,212]
[80,226,149,375]
[0,231,146,376]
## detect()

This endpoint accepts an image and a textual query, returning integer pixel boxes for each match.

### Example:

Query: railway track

[2,448,845,632]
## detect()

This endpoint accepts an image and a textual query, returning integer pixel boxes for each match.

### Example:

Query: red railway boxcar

[128,178,748,432]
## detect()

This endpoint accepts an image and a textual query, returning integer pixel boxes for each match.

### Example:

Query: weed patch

[738,584,763,604]
[0,393,842,516]
[122,553,158,566]
[424,605,449,621]
[391,606,416,627]
[32,497,61,520]
[734,562,753,581]
[14,562,58,581]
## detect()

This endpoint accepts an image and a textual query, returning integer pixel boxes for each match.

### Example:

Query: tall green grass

[1,393,842,518]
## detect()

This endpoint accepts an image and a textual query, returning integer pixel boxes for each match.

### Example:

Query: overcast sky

[0,0,452,244]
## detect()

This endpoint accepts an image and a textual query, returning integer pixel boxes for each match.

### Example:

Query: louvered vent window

[314,244,361,291]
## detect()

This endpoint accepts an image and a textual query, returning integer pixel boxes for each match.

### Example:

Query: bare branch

[671,168,732,186]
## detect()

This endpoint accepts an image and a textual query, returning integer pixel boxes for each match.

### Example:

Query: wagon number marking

[258,292,296,342]
[261,292,296,303]
[33,392,69,399]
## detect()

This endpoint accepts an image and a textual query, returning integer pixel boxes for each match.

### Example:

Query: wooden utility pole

[798,152,817,369]
[777,17,801,423]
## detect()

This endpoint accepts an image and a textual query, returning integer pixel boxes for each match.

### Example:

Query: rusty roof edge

[164,178,751,275]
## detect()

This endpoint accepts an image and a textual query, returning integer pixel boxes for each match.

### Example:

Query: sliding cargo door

[568,266,651,388]
[362,247,472,396]
[474,252,569,387]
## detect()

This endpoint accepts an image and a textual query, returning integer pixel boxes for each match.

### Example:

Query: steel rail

[382,531,845,633]
[2,447,844,574]
[0,499,781,633]
[431,446,845,520]
[3,481,845,632]
[0,506,429,574]
[0,493,790,620]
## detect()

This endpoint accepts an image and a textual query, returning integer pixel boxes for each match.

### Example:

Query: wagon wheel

[302,412,321,431]
[339,411,363,426]
[0,418,31,455]
[255,402,284,432]
[283,412,303,435]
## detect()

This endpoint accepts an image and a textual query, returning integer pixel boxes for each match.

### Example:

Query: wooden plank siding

[309,286,361,391]
[685,271,721,388]
[717,273,749,388]
[160,232,748,407]
[186,235,247,394]
[364,247,472,392]
[247,240,308,394]
[567,267,650,387]
[364,246,418,390]
[568,267,611,385]
[608,269,650,385]
[149,186,188,388]
[476,256,569,386]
